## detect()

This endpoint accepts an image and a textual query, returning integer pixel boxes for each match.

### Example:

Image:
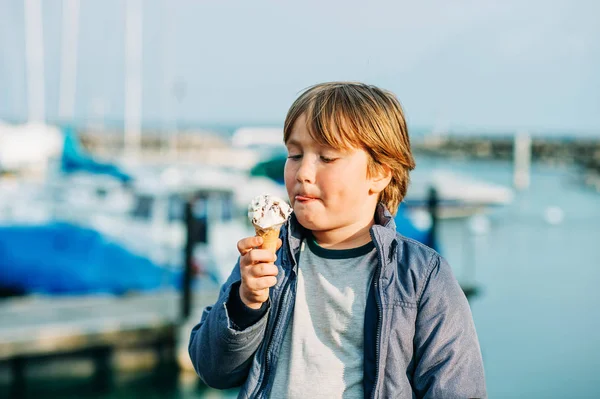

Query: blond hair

[283,82,415,215]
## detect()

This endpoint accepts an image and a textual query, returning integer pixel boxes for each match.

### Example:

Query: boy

[189,82,487,398]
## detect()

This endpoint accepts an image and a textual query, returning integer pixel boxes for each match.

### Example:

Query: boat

[0,125,291,296]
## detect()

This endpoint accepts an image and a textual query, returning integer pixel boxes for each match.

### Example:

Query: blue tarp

[0,215,433,296]
[0,223,180,295]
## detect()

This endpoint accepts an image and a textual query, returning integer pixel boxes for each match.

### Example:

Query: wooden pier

[0,288,219,397]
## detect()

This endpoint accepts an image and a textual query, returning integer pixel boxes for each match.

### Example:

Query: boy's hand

[237,236,282,309]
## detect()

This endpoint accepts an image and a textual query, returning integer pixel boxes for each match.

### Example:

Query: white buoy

[544,206,564,225]
[468,214,491,235]
[408,209,432,232]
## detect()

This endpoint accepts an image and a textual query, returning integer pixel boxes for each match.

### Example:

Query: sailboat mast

[162,0,178,159]
[58,0,80,124]
[23,0,45,123]
[124,0,143,161]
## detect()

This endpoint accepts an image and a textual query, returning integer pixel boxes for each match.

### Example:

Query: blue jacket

[189,204,487,398]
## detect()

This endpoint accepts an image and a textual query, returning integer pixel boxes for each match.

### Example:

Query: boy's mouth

[295,194,319,203]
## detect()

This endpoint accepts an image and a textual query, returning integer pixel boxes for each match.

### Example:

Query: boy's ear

[369,165,392,195]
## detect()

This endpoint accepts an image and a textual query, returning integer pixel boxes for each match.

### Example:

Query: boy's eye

[320,156,337,163]
[287,154,302,160]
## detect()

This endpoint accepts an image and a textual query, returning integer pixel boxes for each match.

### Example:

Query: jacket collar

[284,203,398,271]
[284,212,306,271]
[370,203,399,269]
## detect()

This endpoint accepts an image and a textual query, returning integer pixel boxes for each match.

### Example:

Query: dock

[0,288,219,397]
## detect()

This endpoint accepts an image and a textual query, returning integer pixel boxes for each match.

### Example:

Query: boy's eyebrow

[285,139,301,147]
[285,138,344,153]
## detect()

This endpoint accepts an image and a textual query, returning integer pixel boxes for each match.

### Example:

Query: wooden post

[513,131,531,190]
[10,357,26,399]
[182,198,194,321]
[427,187,438,250]
[427,186,479,300]
[153,330,178,388]
[91,346,113,392]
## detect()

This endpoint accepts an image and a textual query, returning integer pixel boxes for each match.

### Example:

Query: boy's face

[284,114,383,235]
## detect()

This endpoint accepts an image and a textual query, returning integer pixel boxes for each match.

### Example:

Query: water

[426,156,600,398]
[0,370,239,399]
[2,156,599,398]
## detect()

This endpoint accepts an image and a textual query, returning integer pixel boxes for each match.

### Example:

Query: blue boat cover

[0,223,180,295]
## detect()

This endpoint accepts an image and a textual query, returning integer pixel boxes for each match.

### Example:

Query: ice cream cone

[248,194,291,254]
[255,226,281,253]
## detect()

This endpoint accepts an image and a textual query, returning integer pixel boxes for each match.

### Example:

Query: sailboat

[0,1,239,296]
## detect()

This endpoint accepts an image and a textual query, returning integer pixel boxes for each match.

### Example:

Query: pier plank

[0,289,219,361]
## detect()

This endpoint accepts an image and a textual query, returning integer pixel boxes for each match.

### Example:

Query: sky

[1,0,599,135]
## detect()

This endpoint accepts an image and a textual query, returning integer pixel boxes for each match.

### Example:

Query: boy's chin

[294,212,323,231]
[295,215,340,234]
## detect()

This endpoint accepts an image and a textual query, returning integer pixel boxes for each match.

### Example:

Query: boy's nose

[296,158,315,183]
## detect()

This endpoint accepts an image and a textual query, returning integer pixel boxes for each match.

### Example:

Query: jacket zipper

[254,246,297,399]
[370,231,384,399]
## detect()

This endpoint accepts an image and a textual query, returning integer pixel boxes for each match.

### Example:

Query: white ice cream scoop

[248,194,292,230]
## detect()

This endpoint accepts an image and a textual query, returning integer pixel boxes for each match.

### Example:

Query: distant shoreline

[2,117,599,140]
[74,128,600,193]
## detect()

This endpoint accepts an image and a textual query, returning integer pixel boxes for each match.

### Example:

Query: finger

[244,249,277,265]
[247,276,278,291]
[276,238,283,251]
[248,263,279,278]
[237,236,264,255]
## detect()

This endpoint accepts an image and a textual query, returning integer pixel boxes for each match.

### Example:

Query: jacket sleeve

[412,254,487,399]
[188,257,270,389]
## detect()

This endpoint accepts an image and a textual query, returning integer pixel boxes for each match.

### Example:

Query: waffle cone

[254,226,281,253]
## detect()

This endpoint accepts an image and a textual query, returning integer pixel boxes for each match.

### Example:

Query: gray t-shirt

[269,236,377,399]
